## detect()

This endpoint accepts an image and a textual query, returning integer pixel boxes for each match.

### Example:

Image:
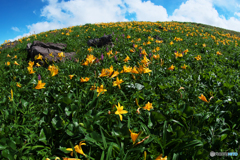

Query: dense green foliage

[0,20,239,160]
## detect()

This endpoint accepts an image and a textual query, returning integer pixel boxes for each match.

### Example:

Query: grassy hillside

[0,21,239,160]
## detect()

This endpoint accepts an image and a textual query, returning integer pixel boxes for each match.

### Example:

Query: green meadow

[0,21,239,160]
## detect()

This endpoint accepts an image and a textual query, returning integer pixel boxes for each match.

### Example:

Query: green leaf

[2,149,14,160]
[20,98,29,107]
[237,102,240,106]
[101,151,105,160]
[8,140,16,150]
[151,111,166,123]
[60,93,73,105]
[39,129,47,145]
[0,144,7,150]
[100,126,107,150]
[106,142,113,160]
[220,134,228,141]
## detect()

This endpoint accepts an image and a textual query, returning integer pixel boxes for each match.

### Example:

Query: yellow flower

[153,54,160,59]
[9,89,13,101]
[99,68,110,77]
[110,71,119,78]
[80,77,90,82]
[69,75,74,79]
[181,64,187,69]
[97,84,107,97]
[174,51,183,58]
[131,66,139,74]
[143,68,152,76]
[121,65,132,73]
[86,54,96,64]
[14,55,17,59]
[123,55,131,62]
[115,102,128,121]
[36,53,43,60]
[129,129,141,144]
[113,77,124,89]
[90,83,96,90]
[195,55,201,60]
[216,51,222,55]
[155,154,167,160]
[16,82,21,88]
[14,61,19,65]
[36,63,41,67]
[170,41,174,45]
[50,68,58,77]
[168,64,175,71]
[66,141,86,157]
[7,54,11,57]
[203,43,206,47]
[198,94,209,103]
[35,80,46,89]
[49,53,54,57]
[5,62,10,66]
[142,102,153,111]
[27,67,36,74]
[28,61,34,67]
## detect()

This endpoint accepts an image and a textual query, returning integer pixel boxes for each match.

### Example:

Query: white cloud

[11,27,20,32]
[234,12,240,17]
[9,0,240,42]
[33,10,36,14]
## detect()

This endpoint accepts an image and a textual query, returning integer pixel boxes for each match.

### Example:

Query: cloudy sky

[1,0,240,44]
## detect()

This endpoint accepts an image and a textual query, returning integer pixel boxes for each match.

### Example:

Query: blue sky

[1,0,240,45]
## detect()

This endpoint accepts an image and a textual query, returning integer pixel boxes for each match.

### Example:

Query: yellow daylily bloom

[113,77,124,89]
[110,71,120,78]
[69,75,74,79]
[142,102,153,111]
[35,80,46,89]
[14,61,19,65]
[131,66,139,74]
[216,51,222,55]
[123,55,131,62]
[27,67,36,74]
[36,53,43,60]
[129,129,141,144]
[9,89,13,101]
[14,55,17,59]
[181,64,187,69]
[28,61,34,67]
[86,54,96,64]
[168,64,175,71]
[199,94,209,103]
[115,102,128,121]
[66,141,86,157]
[16,82,21,88]
[7,54,11,57]
[195,55,201,60]
[153,54,160,59]
[36,63,41,67]
[90,83,96,91]
[121,65,132,73]
[80,77,90,82]
[5,62,10,66]
[49,53,54,57]
[97,84,107,97]
[155,154,167,160]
